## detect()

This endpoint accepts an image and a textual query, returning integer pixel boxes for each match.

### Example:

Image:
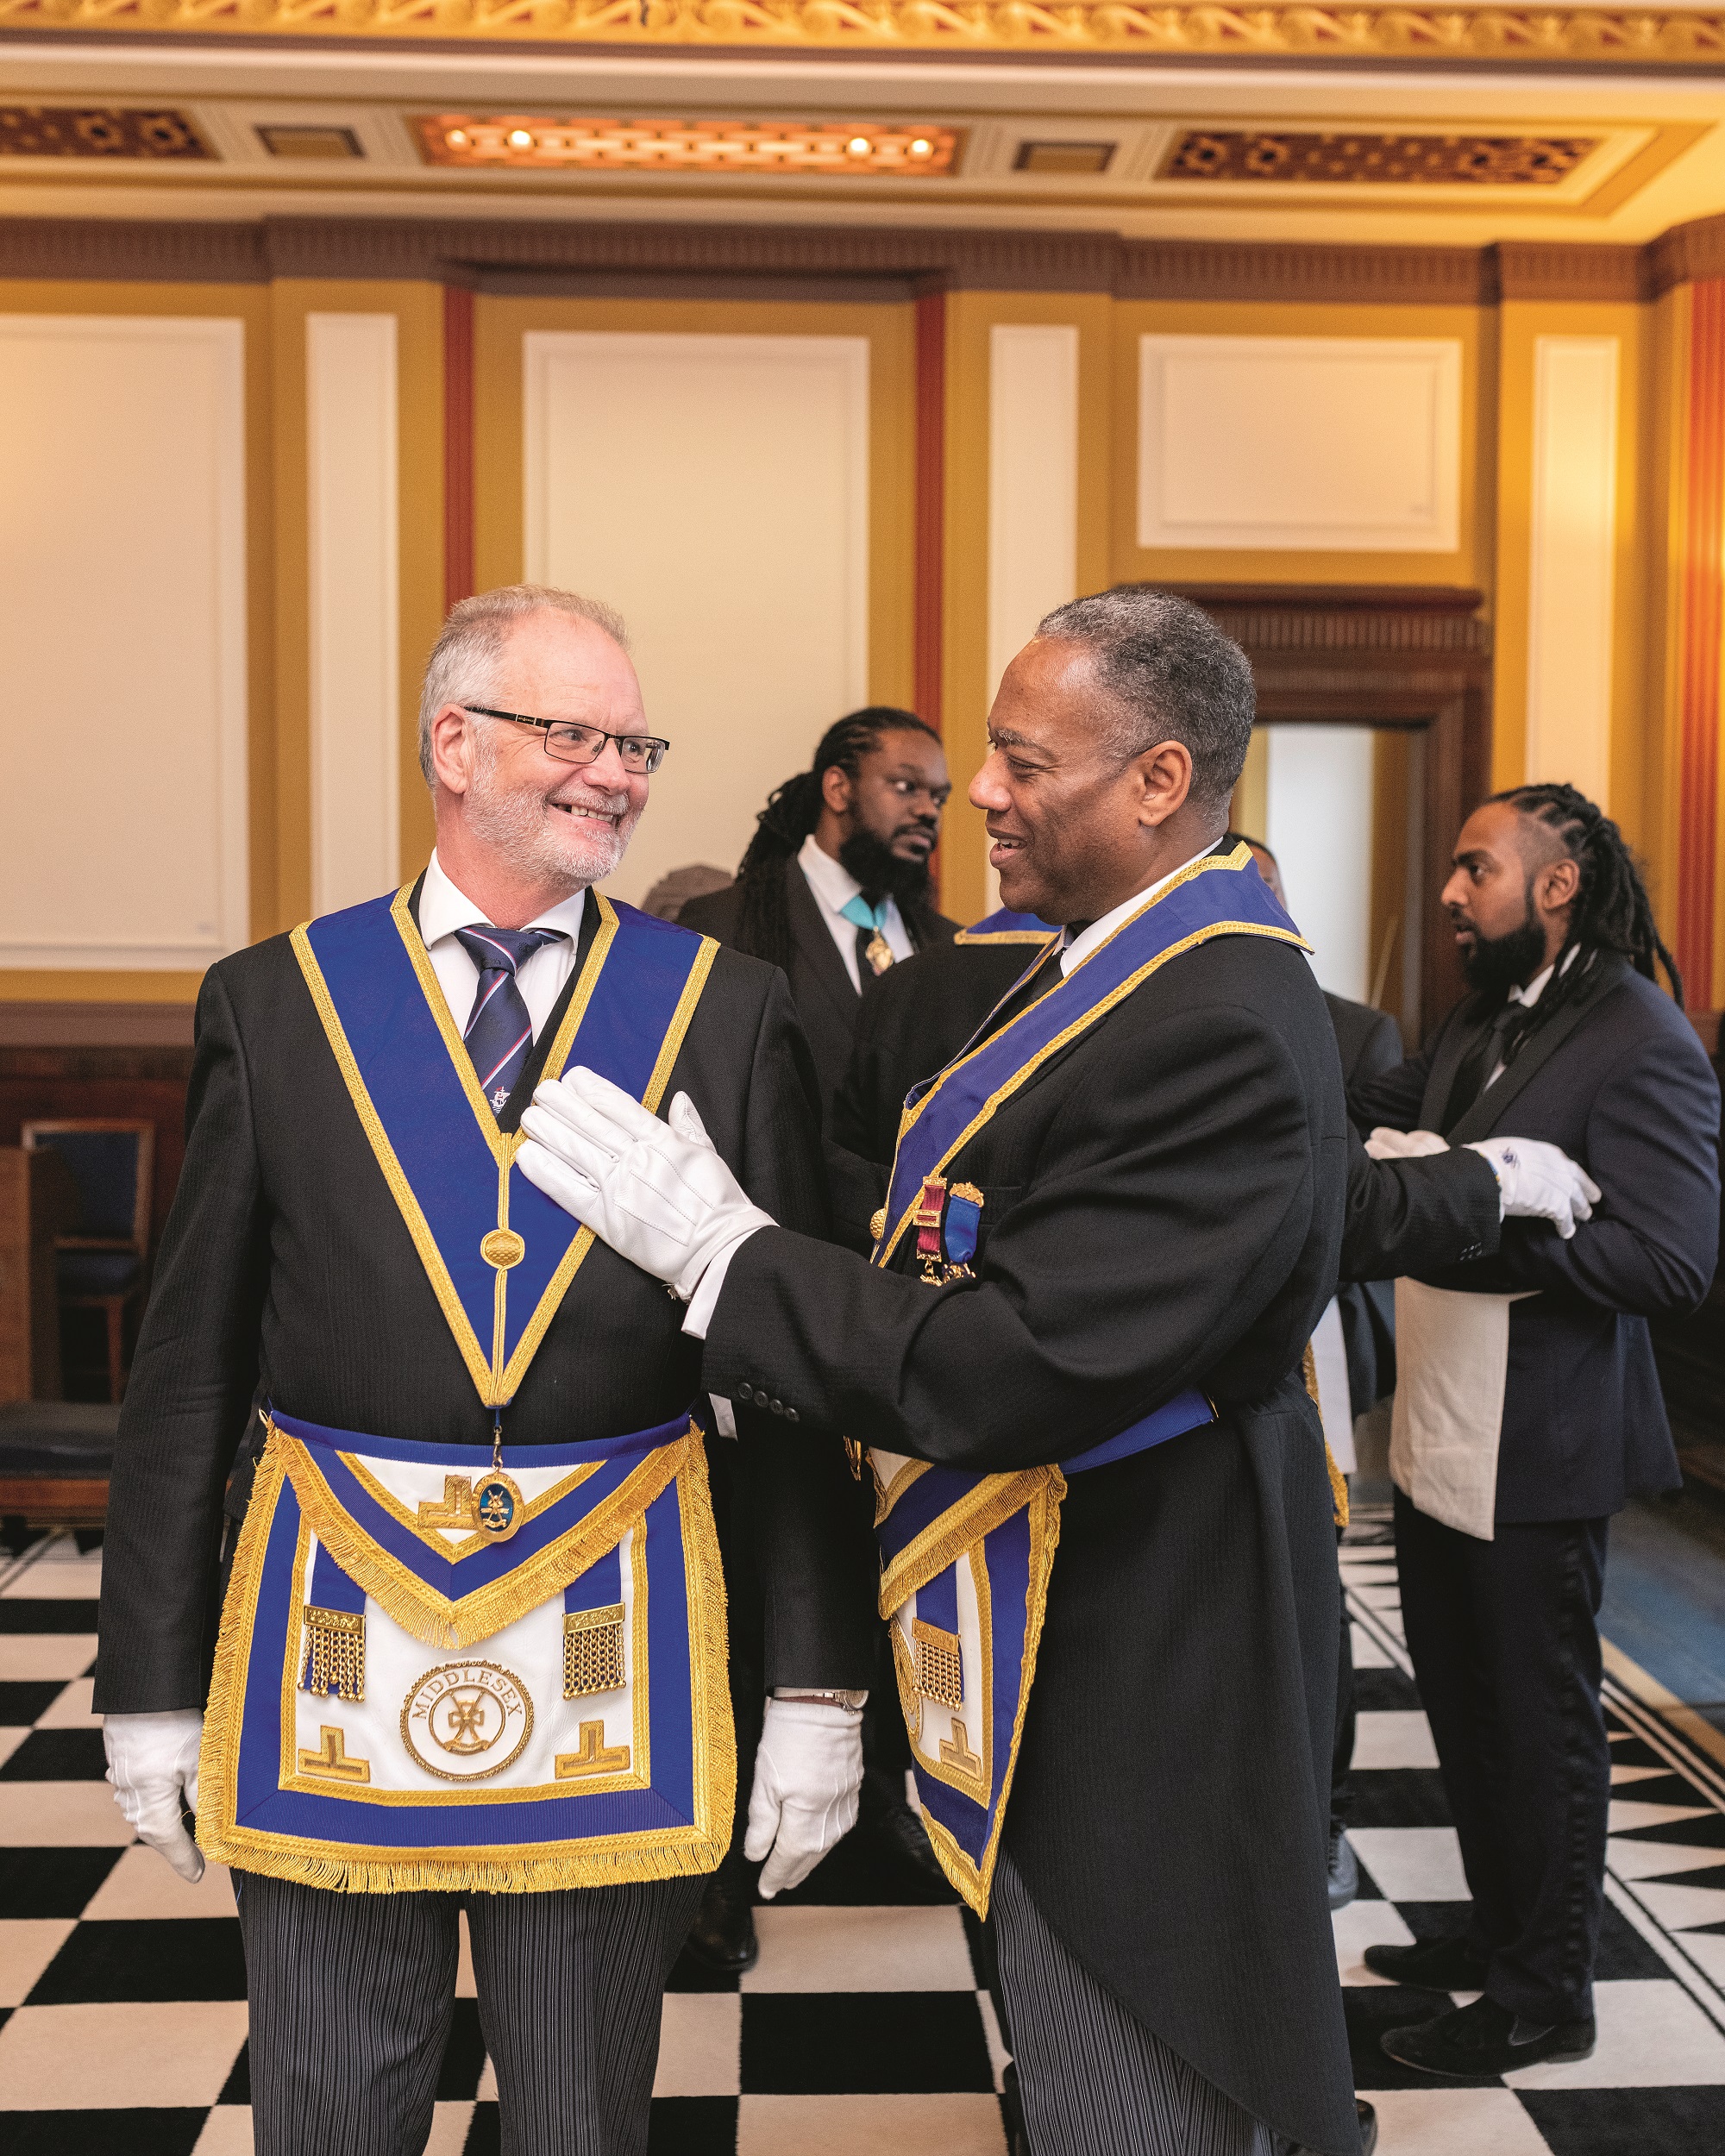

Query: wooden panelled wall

[3,221,1725,1013]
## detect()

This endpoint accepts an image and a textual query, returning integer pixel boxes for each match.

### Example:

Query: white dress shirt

[418,850,587,1037]
[797,833,916,993]
[1057,843,1222,977]
[1488,943,1578,1084]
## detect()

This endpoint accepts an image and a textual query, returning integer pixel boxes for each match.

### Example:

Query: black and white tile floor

[2,1516,1722,2153]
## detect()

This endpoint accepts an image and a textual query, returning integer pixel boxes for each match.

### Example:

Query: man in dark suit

[521,588,1364,2154]
[1349,782,1721,2078]
[681,708,958,1118]
[94,586,874,2156]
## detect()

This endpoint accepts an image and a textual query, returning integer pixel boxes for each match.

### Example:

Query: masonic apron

[198,887,736,1893]
[865,846,1311,1914]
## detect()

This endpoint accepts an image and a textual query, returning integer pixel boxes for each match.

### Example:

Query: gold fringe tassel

[878,1466,1053,1622]
[278,1431,688,1651]
[301,1605,365,1702]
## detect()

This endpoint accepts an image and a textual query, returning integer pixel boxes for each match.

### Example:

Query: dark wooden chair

[21,1119,154,1402]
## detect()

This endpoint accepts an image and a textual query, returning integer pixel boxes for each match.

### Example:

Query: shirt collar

[1058,843,1223,975]
[1505,942,1579,1010]
[797,831,865,920]
[419,849,588,949]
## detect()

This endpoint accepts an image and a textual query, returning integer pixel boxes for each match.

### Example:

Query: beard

[838,824,933,911]
[1458,899,1548,999]
[465,730,638,890]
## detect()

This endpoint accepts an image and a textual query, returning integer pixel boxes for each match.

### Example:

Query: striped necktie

[455,924,566,1112]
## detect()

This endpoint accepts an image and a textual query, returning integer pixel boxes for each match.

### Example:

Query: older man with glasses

[94,583,874,2156]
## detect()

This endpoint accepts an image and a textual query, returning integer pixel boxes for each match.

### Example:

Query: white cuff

[707,1392,737,1439]
[680,1225,762,1341]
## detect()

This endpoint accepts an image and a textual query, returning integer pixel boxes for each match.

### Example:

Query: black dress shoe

[1362,1934,1490,1991]
[683,1877,758,1975]
[1327,1828,1359,1912]
[1381,1994,1596,2078]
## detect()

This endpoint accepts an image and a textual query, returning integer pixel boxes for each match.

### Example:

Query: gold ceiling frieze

[3,0,1725,63]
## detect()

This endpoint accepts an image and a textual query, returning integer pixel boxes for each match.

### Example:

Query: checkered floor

[2,1518,1723,2154]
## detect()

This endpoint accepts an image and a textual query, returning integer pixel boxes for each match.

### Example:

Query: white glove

[104,1709,204,1883]
[1364,1126,1452,1160]
[518,1070,775,1300]
[1465,1137,1602,1240]
[743,1697,864,1899]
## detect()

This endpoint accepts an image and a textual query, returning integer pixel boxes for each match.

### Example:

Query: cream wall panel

[1526,335,1619,812]
[1264,725,1375,1004]
[987,324,1079,699]
[1138,335,1462,553]
[306,311,400,914]
[524,330,869,908]
[0,315,247,969]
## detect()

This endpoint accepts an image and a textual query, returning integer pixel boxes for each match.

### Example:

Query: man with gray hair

[518,586,1364,2153]
[94,584,874,2154]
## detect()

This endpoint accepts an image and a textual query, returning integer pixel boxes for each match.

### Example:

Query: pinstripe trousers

[992,1849,1284,2156]
[234,1868,706,2156]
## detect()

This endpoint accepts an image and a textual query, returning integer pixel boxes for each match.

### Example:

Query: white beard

[464,731,639,890]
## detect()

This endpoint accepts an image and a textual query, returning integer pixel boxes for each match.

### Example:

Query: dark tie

[455,924,567,1112]
[1440,1003,1523,1135]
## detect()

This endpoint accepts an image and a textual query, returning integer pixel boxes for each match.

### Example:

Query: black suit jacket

[94,893,875,1716]
[1351,958,1721,1522]
[703,929,1359,2155]
[680,858,956,1122]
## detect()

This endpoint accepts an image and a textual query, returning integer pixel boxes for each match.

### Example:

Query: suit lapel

[787,856,859,1021]
[1418,999,1489,1130]
[1445,955,1630,1144]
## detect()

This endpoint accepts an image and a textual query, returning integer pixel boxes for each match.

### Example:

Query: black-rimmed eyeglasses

[463,705,670,775]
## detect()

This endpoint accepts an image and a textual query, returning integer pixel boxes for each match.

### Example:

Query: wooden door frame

[1163,585,1492,1040]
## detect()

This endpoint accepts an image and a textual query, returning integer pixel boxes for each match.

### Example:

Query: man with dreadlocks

[681,709,958,1119]
[1348,782,1720,2080]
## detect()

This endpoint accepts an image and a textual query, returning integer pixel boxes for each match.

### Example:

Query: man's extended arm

[705,1001,1327,1475]
[1415,1031,1720,1315]
[1340,1123,1502,1283]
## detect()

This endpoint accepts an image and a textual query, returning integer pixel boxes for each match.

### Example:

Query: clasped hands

[1365,1126,1602,1240]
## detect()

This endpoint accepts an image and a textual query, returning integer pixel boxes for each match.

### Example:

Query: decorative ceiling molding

[1160,132,1598,188]
[0,106,210,160]
[0,212,1717,302]
[1,0,1723,63]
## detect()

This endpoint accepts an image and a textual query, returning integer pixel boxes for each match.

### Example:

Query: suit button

[769,1399,785,1416]
[737,1384,756,1403]
[786,1407,800,1424]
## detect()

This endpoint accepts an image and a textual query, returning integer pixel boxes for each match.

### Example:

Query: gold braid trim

[277,1430,691,1649]
[877,1465,1056,1620]
[904,1476,1064,1920]
[199,1438,735,1894]
[1327,1443,1351,1531]
[1302,1341,1350,1528]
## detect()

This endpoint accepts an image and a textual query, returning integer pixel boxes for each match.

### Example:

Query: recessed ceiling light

[414,115,962,178]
